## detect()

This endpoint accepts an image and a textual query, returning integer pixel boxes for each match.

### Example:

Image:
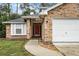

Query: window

[16,29,22,34]
[11,23,26,35]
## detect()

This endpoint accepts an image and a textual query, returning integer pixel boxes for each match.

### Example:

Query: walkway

[24,40,63,56]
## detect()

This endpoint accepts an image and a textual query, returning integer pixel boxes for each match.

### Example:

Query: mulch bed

[39,41,59,51]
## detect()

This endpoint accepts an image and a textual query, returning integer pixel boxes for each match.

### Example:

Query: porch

[22,15,43,39]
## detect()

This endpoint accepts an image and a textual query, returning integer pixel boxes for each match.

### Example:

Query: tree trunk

[16,3,18,14]
[7,3,10,20]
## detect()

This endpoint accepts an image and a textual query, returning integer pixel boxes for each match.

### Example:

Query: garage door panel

[52,19,79,42]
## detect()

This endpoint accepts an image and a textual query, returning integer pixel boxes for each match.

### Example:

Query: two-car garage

[52,18,79,43]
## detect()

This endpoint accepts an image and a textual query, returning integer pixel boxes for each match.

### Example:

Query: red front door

[33,23,41,37]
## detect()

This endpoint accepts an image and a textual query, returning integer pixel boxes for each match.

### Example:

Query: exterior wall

[48,3,79,17]
[41,16,52,44]
[5,19,42,39]
[6,24,27,39]
[6,24,11,38]
[42,3,79,44]
[11,35,27,39]
[42,18,44,40]
[26,19,32,39]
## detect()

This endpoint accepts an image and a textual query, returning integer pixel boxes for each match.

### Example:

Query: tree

[7,3,11,19]
[1,3,11,20]
[22,8,30,15]
[20,3,30,10]
[22,8,36,16]
[16,3,18,14]
[0,3,10,37]
[10,13,21,19]
[0,3,21,38]
[20,3,37,15]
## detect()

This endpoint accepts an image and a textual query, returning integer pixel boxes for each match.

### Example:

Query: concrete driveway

[55,43,79,56]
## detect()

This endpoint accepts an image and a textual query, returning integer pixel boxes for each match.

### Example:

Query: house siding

[42,3,79,44]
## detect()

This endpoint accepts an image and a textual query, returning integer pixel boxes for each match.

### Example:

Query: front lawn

[0,39,33,56]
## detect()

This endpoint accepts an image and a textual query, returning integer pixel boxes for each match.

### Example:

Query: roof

[3,15,40,24]
[2,18,25,24]
[39,3,63,15]
[22,15,39,19]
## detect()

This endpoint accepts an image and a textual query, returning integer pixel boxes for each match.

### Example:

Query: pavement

[55,44,79,56]
[24,40,63,56]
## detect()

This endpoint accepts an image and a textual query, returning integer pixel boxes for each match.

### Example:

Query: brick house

[3,3,79,44]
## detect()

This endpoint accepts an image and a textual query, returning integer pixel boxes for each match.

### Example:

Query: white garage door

[52,18,79,43]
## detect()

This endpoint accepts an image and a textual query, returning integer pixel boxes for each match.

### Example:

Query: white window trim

[11,23,26,35]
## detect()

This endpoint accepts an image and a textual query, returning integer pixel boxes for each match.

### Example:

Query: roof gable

[39,3,63,15]
[46,3,63,12]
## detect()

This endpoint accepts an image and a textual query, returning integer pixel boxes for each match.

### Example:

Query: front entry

[33,23,41,37]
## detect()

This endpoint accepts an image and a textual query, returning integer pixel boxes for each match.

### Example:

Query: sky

[11,3,22,14]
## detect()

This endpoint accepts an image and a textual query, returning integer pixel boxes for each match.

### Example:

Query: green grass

[0,39,33,56]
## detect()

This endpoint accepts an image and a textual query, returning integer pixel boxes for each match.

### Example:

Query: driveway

[55,43,79,56]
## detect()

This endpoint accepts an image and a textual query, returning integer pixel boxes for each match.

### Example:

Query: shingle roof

[2,18,25,24]
[9,18,24,22]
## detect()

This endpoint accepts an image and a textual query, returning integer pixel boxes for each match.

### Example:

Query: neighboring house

[3,3,79,44]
